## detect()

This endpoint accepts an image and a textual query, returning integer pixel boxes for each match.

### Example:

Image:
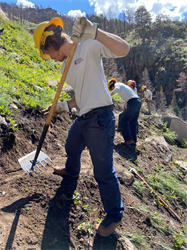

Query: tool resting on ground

[130,168,181,222]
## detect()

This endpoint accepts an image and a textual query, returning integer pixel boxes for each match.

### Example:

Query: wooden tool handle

[135,171,181,222]
[32,17,87,166]
[45,42,77,125]
[46,16,87,125]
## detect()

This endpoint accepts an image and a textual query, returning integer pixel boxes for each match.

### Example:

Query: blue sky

[2,0,187,21]
[2,0,95,15]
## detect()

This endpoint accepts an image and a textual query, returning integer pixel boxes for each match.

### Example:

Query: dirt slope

[0,104,187,250]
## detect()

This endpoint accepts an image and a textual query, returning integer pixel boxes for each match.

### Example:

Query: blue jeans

[120,98,141,143]
[65,106,124,223]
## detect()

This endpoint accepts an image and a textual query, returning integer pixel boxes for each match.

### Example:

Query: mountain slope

[0,12,187,250]
[0,105,187,249]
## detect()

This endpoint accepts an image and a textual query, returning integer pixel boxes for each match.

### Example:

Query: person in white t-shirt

[108,79,141,144]
[141,86,152,114]
[33,16,130,237]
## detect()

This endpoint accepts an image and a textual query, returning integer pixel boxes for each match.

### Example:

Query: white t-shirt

[144,89,152,100]
[112,83,138,103]
[61,39,125,116]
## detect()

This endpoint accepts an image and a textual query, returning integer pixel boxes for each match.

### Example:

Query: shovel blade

[18,150,52,174]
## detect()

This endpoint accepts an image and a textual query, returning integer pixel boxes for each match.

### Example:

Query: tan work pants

[141,98,151,114]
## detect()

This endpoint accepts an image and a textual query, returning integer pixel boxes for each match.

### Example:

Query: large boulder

[145,136,172,163]
[163,115,187,142]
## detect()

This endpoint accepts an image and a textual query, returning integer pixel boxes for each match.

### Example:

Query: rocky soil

[0,103,187,250]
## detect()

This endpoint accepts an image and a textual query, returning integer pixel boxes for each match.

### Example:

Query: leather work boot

[96,219,121,237]
[53,166,79,177]
[123,139,134,145]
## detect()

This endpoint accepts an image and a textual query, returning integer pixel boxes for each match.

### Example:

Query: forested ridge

[0,1,187,121]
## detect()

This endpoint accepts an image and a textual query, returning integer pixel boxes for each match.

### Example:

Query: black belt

[127,98,139,104]
[80,105,113,119]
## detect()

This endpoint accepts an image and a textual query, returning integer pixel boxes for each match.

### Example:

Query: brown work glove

[42,101,69,116]
[71,16,98,43]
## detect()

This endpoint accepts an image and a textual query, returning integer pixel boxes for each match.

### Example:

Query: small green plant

[60,192,82,204]
[180,138,187,148]
[148,172,187,205]
[82,205,90,212]
[95,218,101,224]
[133,181,146,198]
[154,165,162,172]
[151,212,171,235]
[78,222,94,234]
[181,226,187,232]
[8,118,18,131]
[138,148,145,154]
[161,243,175,250]
[162,122,177,145]
[151,131,157,136]
[0,105,12,116]
[0,96,9,108]
[15,139,20,152]
[173,231,184,248]
[178,157,187,162]
[72,192,81,204]
[124,232,145,245]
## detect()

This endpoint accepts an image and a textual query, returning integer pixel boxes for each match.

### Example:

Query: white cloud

[67,10,86,19]
[16,0,35,8]
[88,0,187,21]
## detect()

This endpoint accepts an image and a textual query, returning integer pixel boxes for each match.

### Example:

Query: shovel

[18,17,86,175]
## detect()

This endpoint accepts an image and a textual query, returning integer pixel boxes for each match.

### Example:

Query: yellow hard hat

[33,17,64,59]
[107,78,117,92]
[142,86,146,90]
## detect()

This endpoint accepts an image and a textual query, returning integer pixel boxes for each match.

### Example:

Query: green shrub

[180,139,187,148]
[162,122,177,145]
[0,96,9,107]
[0,18,64,114]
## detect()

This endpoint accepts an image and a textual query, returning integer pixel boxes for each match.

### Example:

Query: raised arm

[96,29,130,56]
[72,17,130,56]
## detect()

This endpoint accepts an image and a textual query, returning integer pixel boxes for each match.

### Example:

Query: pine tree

[171,90,180,116]
[135,6,152,42]
[159,86,167,113]
[141,68,154,93]
[176,72,187,92]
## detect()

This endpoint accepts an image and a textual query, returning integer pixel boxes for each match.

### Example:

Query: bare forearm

[96,29,130,56]
[67,96,77,109]
[123,103,127,109]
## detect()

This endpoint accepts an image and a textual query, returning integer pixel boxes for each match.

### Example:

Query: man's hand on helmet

[71,16,98,43]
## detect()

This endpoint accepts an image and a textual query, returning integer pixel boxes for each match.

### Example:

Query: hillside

[1,2,187,118]
[1,104,187,250]
[120,35,187,106]
[0,10,187,250]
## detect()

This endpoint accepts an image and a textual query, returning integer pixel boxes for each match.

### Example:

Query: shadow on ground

[1,196,36,250]
[41,176,78,249]
[114,143,138,163]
